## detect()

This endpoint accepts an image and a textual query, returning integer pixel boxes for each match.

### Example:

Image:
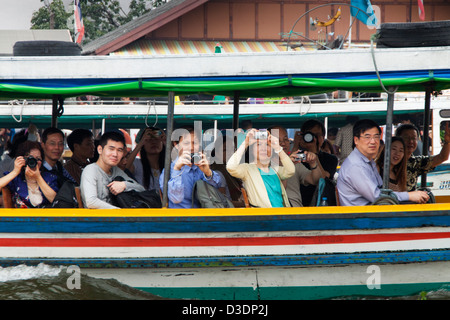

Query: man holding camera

[291,120,338,206]
[159,126,222,208]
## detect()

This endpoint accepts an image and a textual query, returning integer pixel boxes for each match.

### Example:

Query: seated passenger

[395,123,450,191]
[292,120,338,206]
[64,128,95,185]
[337,119,429,206]
[285,150,324,207]
[226,129,295,208]
[0,141,57,208]
[126,126,165,191]
[80,131,145,209]
[376,137,407,192]
[159,126,222,208]
[40,127,77,188]
[267,125,291,154]
[210,135,245,207]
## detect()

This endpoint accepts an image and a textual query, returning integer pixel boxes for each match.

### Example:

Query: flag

[350,0,378,26]
[418,0,425,21]
[74,0,85,44]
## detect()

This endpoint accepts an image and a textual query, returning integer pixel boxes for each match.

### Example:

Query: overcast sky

[0,0,132,30]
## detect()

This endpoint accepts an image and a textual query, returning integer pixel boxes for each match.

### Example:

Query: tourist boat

[0,42,450,299]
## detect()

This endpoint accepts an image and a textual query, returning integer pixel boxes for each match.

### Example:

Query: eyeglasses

[359,134,381,142]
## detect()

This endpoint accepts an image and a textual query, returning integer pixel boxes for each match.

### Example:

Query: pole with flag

[418,0,425,21]
[74,0,85,44]
[350,0,378,27]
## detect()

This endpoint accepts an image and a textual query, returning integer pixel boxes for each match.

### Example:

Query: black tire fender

[13,40,81,56]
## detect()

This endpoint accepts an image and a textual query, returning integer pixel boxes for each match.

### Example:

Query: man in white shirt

[80,131,145,209]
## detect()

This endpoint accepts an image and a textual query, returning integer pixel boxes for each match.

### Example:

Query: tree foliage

[30,0,168,44]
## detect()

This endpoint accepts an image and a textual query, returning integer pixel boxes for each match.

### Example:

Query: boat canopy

[0,46,450,99]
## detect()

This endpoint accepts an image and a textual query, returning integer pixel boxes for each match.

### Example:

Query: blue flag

[350,0,378,26]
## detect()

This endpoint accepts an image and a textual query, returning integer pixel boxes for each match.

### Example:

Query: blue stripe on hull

[1,249,449,268]
[0,211,448,233]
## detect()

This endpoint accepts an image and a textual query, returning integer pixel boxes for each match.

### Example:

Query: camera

[191,153,202,164]
[254,130,268,140]
[302,132,316,144]
[25,156,38,169]
[294,153,306,161]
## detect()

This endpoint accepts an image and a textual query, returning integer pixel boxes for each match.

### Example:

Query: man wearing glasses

[395,123,450,191]
[41,127,77,188]
[337,119,429,206]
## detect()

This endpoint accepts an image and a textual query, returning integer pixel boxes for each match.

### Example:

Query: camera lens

[303,132,315,143]
[26,156,38,169]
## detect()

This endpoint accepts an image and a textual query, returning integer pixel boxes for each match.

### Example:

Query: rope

[9,99,27,123]
[370,38,398,95]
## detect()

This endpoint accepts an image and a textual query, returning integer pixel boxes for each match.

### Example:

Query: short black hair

[98,131,126,149]
[67,129,93,152]
[353,119,381,138]
[42,127,64,144]
[301,119,326,137]
[395,123,420,137]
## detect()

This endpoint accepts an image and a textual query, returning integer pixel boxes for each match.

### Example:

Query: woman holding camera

[126,126,166,191]
[226,129,295,208]
[0,141,57,208]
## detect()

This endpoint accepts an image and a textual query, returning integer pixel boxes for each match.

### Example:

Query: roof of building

[81,0,208,56]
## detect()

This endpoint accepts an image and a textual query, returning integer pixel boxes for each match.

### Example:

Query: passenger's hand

[13,156,25,175]
[290,150,302,163]
[24,165,41,180]
[174,151,192,171]
[196,153,213,178]
[107,181,126,195]
[303,151,318,167]
[408,190,430,204]
[245,129,258,147]
[268,133,282,152]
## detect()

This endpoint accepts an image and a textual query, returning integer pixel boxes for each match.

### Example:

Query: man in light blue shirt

[160,127,221,208]
[337,119,429,206]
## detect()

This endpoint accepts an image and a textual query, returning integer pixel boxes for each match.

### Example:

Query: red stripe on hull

[0,233,448,247]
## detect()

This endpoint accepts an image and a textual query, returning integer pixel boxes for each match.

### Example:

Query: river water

[0,263,448,300]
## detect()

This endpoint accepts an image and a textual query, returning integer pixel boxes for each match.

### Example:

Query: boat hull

[0,205,449,300]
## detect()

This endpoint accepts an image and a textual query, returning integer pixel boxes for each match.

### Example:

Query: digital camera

[25,156,38,169]
[254,130,268,140]
[294,153,306,161]
[191,153,202,164]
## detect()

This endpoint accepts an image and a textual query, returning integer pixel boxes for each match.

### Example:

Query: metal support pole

[232,91,240,131]
[233,91,240,150]
[162,91,175,208]
[51,95,58,128]
[382,89,395,190]
[421,87,432,188]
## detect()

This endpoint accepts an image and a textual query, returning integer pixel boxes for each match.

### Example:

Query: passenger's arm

[28,168,57,203]
[0,157,23,189]
[431,122,450,167]
[81,167,118,209]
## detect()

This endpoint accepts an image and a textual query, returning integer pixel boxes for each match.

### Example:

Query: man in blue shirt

[160,127,221,208]
[337,119,429,206]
